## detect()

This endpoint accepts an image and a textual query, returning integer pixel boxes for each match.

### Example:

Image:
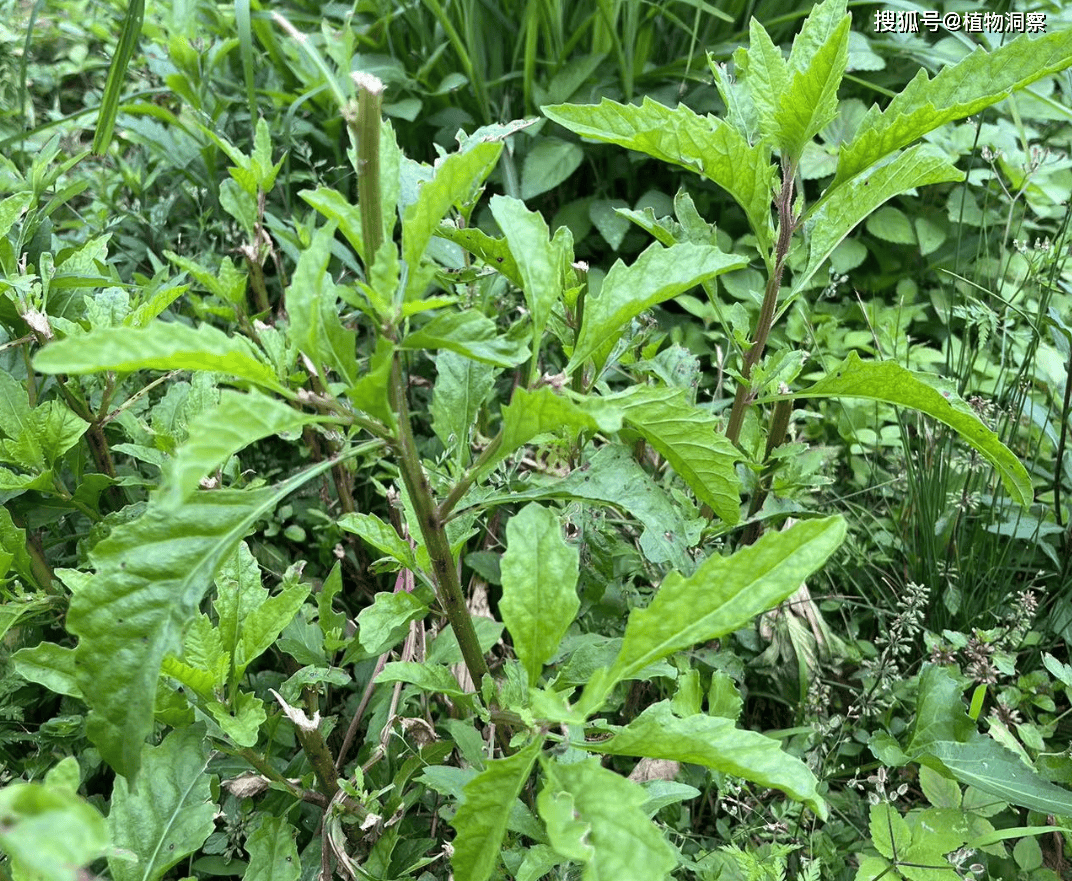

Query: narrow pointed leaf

[792,352,1031,506]
[500,504,580,685]
[163,390,325,505]
[543,98,775,253]
[33,322,280,389]
[402,141,502,299]
[451,740,542,881]
[568,242,746,373]
[835,30,1072,186]
[581,516,845,711]
[584,701,826,818]
[799,144,962,292]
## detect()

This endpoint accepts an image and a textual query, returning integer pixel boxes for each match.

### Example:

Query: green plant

[4,2,1072,880]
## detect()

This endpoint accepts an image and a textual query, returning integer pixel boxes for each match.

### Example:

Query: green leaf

[835,29,1072,186]
[163,390,325,505]
[610,386,741,524]
[775,8,849,158]
[356,591,428,655]
[69,461,337,780]
[165,252,247,305]
[869,803,909,861]
[431,350,495,471]
[500,504,580,685]
[451,740,542,881]
[33,321,280,389]
[792,352,1032,506]
[580,516,845,713]
[538,757,677,881]
[489,195,563,348]
[92,0,144,154]
[521,137,584,199]
[0,781,108,881]
[237,581,309,679]
[568,242,746,374]
[207,689,266,747]
[300,186,365,262]
[286,223,358,385]
[402,141,502,300]
[543,98,775,254]
[401,310,529,367]
[0,192,32,239]
[13,642,82,699]
[798,144,962,292]
[434,223,523,288]
[740,20,787,143]
[338,512,417,569]
[107,726,216,881]
[243,816,300,881]
[583,701,826,818]
[376,661,469,700]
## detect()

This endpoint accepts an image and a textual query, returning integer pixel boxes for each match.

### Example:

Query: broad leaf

[610,386,741,524]
[791,352,1032,506]
[582,701,826,818]
[538,757,677,881]
[499,504,580,685]
[68,462,337,779]
[450,740,542,881]
[401,310,529,367]
[568,242,746,374]
[430,349,496,472]
[798,144,962,291]
[835,29,1072,186]
[12,642,82,698]
[107,726,216,881]
[543,98,775,254]
[163,390,325,505]
[244,815,300,881]
[580,515,845,713]
[356,591,428,655]
[0,781,107,881]
[377,661,470,701]
[33,321,280,389]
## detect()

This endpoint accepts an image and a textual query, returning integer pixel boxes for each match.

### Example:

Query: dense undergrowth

[1,1,1072,880]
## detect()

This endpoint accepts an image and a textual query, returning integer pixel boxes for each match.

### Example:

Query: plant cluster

[1,1,1072,881]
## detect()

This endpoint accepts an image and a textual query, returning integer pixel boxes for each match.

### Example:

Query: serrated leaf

[869,803,909,861]
[401,310,529,367]
[163,390,324,505]
[107,726,216,881]
[543,97,775,254]
[799,144,962,291]
[742,19,788,138]
[586,701,825,817]
[402,141,502,299]
[33,321,279,389]
[538,757,677,881]
[244,815,300,881]
[611,386,741,524]
[286,223,358,385]
[165,252,247,305]
[580,516,845,713]
[836,29,1072,186]
[569,241,746,373]
[450,741,541,881]
[300,187,365,261]
[434,223,523,288]
[238,582,310,678]
[792,352,1031,506]
[207,690,266,747]
[500,504,580,685]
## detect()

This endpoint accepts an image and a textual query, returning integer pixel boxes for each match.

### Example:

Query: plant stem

[438,431,503,521]
[726,157,798,446]
[388,355,491,689]
[349,72,384,271]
